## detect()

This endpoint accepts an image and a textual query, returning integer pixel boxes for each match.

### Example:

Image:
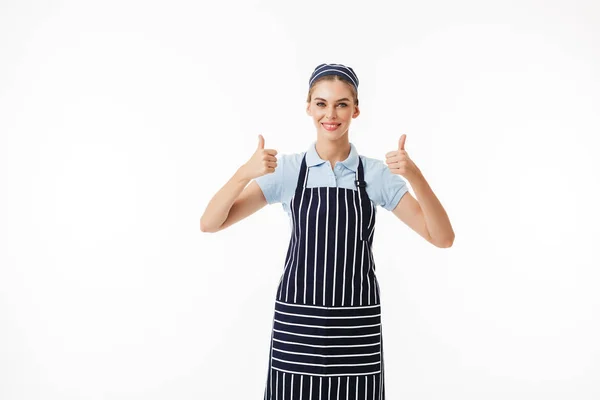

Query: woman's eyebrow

[314,97,350,102]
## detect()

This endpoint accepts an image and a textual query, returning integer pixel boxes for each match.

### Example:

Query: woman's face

[306,79,360,141]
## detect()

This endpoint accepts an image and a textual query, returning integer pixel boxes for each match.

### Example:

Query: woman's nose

[327,108,337,119]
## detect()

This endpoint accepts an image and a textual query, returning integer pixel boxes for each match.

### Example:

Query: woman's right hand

[239,134,278,180]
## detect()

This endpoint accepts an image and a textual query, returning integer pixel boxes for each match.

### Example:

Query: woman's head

[306,63,360,140]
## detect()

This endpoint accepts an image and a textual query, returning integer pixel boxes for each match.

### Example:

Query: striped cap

[308,63,359,91]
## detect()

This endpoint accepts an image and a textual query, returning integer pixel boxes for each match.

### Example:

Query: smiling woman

[199,62,454,400]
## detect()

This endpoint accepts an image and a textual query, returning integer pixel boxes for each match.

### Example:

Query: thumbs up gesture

[385,134,420,182]
[241,134,278,180]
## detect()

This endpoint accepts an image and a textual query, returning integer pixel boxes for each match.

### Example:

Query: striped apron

[264,153,385,399]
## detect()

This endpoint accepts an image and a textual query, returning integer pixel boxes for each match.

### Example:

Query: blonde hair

[306,75,359,106]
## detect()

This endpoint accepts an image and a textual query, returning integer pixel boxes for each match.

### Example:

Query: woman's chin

[318,130,347,141]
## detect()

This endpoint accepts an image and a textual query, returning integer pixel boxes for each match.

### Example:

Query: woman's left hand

[385,134,421,182]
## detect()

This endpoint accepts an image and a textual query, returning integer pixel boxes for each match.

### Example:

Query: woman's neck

[315,137,351,170]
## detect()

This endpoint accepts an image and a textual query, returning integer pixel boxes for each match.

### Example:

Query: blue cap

[308,63,359,92]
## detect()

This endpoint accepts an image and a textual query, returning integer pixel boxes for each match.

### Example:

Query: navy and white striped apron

[264,153,386,399]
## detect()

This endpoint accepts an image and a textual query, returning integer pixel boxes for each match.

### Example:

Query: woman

[200,63,454,399]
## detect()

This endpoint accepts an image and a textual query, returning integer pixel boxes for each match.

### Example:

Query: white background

[1,0,599,399]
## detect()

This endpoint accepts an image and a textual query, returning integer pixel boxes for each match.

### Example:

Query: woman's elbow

[200,218,217,233]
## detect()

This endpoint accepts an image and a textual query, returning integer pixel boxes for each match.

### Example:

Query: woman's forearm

[200,166,250,232]
[408,171,455,246]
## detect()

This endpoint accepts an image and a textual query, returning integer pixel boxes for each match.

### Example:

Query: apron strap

[355,157,370,240]
[294,153,308,199]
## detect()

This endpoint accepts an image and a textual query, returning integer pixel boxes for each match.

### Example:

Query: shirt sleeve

[253,154,285,204]
[376,159,409,211]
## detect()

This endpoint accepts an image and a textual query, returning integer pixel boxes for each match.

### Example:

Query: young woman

[200,63,454,399]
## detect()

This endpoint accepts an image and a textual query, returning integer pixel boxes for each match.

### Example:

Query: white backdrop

[1,0,599,399]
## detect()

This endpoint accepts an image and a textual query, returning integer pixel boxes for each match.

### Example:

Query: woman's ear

[353,106,360,118]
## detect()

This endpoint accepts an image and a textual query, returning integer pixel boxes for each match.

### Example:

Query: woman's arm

[386,134,455,248]
[200,134,278,233]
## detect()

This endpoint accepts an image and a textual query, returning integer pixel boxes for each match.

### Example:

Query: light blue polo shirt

[254,141,409,219]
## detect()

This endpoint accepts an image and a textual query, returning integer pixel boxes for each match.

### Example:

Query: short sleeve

[376,159,409,211]
[253,154,285,204]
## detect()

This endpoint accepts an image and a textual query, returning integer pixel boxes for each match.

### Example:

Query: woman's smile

[321,122,341,131]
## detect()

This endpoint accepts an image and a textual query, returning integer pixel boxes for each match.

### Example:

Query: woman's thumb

[257,134,265,149]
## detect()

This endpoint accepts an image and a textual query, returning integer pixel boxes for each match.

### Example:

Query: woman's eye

[316,101,348,107]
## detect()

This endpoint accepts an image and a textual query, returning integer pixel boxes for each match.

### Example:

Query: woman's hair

[306,75,359,106]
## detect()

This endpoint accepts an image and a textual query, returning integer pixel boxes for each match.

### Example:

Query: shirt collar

[305,141,360,172]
